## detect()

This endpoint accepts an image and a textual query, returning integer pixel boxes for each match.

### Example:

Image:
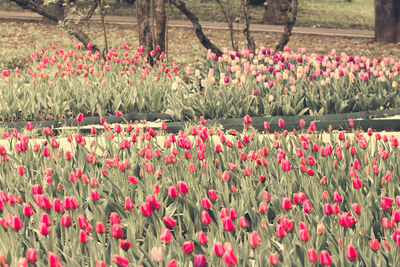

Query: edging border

[0,108,399,134]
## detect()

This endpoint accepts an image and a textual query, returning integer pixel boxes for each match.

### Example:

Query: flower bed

[0,115,399,266]
[1,45,399,122]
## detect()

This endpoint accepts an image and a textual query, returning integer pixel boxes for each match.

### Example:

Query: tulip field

[1,45,400,122]
[0,115,399,266]
[0,44,400,266]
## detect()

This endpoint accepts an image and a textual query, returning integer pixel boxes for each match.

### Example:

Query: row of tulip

[0,113,399,266]
[0,44,399,121]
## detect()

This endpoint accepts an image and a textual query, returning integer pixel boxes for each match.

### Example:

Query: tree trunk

[243,0,255,52]
[261,0,289,25]
[138,0,154,63]
[216,0,237,51]
[170,0,223,57]
[41,0,64,24]
[375,0,400,43]
[10,0,99,51]
[154,0,166,58]
[276,0,298,51]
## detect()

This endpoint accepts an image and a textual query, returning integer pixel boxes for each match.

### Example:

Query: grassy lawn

[0,0,374,29]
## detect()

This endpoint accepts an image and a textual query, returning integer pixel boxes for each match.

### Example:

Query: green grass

[0,0,374,30]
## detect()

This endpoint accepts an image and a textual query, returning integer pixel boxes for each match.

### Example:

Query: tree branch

[242,0,256,52]
[10,0,99,52]
[276,0,297,51]
[170,0,223,57]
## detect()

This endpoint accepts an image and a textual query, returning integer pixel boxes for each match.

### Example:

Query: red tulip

[90,189,99,202]
[17,165,25,175]
[111,224,124,239]
[269,253,279,265]
[249,231,261,248]
[26,248,37,262]
[320,250,333,266]
[168,186,179,198]
[61,214,72,227]
[229,208,238,219]
[352,203,361,214]
[276,224,287,238]
[219,207,230,219]
[27,122,33,131]
[338,212,356,228]
[194,254,207,267]
[222,249,237,266]
[96,261,106,267]
[259,202,268,213]
[120,239,131,251]
[182,240,194,254]
[303,200,312,213]
[222,170,230,181]
[78,214,88,229]
[352,178,362,189]
[112,255,129,267]
[202,198,211,210]
[125,197,134,210]
[160,227,172,243]
[177,181,189,194]
[40,213,51,226]
[197,231,209,245]
[307,248,318,262]
[346,244,358,260]
[96,222,106,233]
[214,242,225,257]
[278,119,285,128]
[299,229,310,242]
[244,115,252,125]
[43,147,51,157]
[23,203,33,217]
[333,191,343,203]
[222,217,235,231]
[77,113,83,122]
[201,211,212,225]
[110,212,120,225]
[324,203,333,215]
[381,197,394,210]
[10,215,22,231]
[282,197,292,210]
[52,198,63,212]
[79,229,89,243]
[369,239,380,251]
[39,222,50,235]
[47,252,62,267]
[163,216,177,229]
[208,189,218,201]
[166,259,177,267]
[244,167,251,177]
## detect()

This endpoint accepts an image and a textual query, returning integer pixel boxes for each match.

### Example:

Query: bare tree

[154,0,166,58]
[215,0,238,51]
[137,0,154,63]
[10,0,99,51]
[375,0,400,43]
[242,0,255,52]
[170,0,223,57]
[276,0,298,51]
